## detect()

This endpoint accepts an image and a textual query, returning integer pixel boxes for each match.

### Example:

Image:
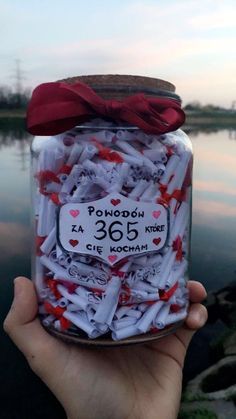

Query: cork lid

[58,74,180,101]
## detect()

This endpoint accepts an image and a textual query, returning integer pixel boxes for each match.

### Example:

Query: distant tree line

[0,85,31,109]
[183,101,229,112]
[0,85,232,113]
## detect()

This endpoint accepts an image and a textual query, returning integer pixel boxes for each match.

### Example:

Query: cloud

[194,179,236,197]
[1,0,235,107]
[190,7,236,30]
[193,198,236,220]
[194,147,236,176]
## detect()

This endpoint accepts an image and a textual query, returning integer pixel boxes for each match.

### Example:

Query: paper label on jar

[58,193,168,266]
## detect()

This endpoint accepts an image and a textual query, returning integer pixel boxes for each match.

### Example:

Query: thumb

[175,302,208,351]
[3,277,67,378]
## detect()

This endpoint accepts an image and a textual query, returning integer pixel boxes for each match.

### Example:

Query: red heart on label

[108,255,118,263]
[152,210,161,219]
[153,237,161,246]
[69,209,80,218]
[69,239,79,247]
[111,199,121,206]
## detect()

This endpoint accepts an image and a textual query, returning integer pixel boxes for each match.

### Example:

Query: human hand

[4,277,207,419]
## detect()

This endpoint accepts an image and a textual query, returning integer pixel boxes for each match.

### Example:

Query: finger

[3,277,67,377]
[175,303,208,350]
[187,280,207,303]
[185,302,208,330]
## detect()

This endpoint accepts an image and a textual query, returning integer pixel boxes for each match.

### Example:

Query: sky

[0,0,235,107]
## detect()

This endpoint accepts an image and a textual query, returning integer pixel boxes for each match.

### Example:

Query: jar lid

[58,74,180,102]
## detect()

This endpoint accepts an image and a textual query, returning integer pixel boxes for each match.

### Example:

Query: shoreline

[0,110,236,127]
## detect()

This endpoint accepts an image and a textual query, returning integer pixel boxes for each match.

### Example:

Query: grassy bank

[185,111,236,128]
[0,109,236,130]
[0,110,26,118]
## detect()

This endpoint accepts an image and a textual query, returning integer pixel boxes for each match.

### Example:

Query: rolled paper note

[147,253,163,266]
[94,323,109,333]
[39,288,49,300]
[40,255,80,284]
[166,151,191,195]
[79,144,97,162]
[42,314,56,327]
[53,320,63,331]
[119,152,143,166]
[75,286,91,299]
[56,244,63,258]
[57,297,69,308]
[155,163,166,177]
[146,293,163,301]
[165,309,188,326]
[70,182,93,202]
[67,261,109,283]
[154,303,171,329]
[49,249,58,262]
[138,303,148,312]
[54,148,65,173]
[87,307,96,323]
[38,148,56,172]
[165,259,187,290]
[112,317,138,330]
[169,198,179,232]
[46,201,56,234]
[115,130,134,142]
[126,308,142,319]
[134,131,154,147]
[137,300,165,333]
[37,195,49,237]
[112,325,142,341]
[155,249,177,289]
[133,281,159,294]
[160,132,177,148]
[63,310,97,336]
[45,182,61,194]
[58,254,72,268]
[93,130,114,143]
[170,202,189,242]
[115,305,133,320]
[132,255,148,266]
[114,138,144,159]
[55,272,107,291]
[66,143,83,166]
[57,285,89,311]
[35,256,45,295]
[128,179,149,199]
[93,277,121,325]
[67,303,81,312]
[61,164,79,194]
[159,155,180,186]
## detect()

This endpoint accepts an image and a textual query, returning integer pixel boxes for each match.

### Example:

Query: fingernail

[193,307,207,326]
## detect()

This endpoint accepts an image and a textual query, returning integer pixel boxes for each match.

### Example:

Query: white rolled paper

[93,277,121,325]
[137,300,165,333]
[33,121,191,341]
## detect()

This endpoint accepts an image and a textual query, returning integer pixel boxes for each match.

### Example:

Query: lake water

[0,125,236,417]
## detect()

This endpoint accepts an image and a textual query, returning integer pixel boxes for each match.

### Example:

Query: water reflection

[0,126,235,292]
[0,124,236,417]
[0,126,31,287]
[190,129,236,290]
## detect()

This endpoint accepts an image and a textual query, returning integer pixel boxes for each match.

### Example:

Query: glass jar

[30,75,192,345]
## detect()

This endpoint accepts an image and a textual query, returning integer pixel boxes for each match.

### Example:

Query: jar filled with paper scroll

[29,74,192,345]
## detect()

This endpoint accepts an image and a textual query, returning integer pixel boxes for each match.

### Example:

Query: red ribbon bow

[26,81,185,135]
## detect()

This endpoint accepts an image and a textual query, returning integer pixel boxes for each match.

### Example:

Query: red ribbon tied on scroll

[26,81,185,135]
